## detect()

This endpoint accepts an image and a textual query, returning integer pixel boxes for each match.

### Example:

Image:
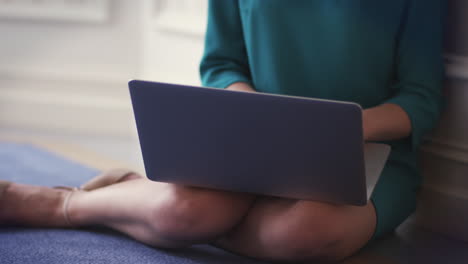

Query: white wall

[0,0,207,137]
[142,0,207,84]
[0,0,141,81]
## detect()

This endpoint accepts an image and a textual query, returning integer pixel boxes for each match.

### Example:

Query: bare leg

[0,183,70,227]
[216,197,377,262]
[69,179,256,247]
[1,180,375,261]
[1,179,255,248]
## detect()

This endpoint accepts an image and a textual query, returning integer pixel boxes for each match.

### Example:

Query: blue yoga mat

[0,142,266,264]
[0,142,99,187]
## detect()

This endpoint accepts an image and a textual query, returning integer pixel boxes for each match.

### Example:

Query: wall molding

[151,12,206,37]
[422,137,468,165]
[0,67,135,138]
[0,65,128,87]
[420,138,468,202]
[0,0,111,23]
[417,49,468,241]
[423,183,468,200]
[0,85,135,137]
[150,0,207,37]
[445,53,468,81]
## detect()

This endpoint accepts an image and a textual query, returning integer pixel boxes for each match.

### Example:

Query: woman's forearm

[362,103,412,141]
[225,84,410,142]
[226,82,255,92]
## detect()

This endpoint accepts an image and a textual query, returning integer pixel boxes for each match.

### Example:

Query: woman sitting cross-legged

[0,0,445,262]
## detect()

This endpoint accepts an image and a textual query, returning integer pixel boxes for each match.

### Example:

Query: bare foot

[119,173,142,183]
[80,169,144,191]
[0,183,71,227]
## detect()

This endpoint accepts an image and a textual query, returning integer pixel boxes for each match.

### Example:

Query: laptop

[129,80,390,206]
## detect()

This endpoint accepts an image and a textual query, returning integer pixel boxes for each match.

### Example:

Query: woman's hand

[226,82,256,93]
[225,84,411,142]
[362,103,412,142]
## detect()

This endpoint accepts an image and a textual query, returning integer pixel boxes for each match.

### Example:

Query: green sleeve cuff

[202,71,252,89]
[384,92,438,151]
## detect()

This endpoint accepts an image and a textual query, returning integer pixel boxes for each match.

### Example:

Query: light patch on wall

[0,0,110,23]
[445,53,468,81]
[150,0,207,37]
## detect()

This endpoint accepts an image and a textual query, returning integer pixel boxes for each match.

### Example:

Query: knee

[148,186,251,243]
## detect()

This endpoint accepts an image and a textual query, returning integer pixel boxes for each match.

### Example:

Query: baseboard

[421,140,468,187]
[417,136,468,242]
[415,186,468,242]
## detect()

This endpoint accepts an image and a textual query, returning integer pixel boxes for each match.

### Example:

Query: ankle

[61,188,80,227]
[65,191,88,226]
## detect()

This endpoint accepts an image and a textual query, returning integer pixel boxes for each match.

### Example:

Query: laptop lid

[129,80,371,206]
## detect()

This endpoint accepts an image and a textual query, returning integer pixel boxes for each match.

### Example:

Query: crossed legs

[68,179,256,247]
[216,196,376,262]
[1,178,376,262]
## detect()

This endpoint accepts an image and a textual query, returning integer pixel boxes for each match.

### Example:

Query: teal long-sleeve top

[199,0,445,237]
